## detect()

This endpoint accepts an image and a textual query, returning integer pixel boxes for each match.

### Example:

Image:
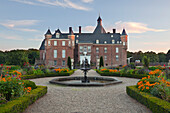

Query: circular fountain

[49,53,122,86]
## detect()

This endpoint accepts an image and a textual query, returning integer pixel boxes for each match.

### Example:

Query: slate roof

[45,29,52,35]
[39,39,45,50]
[122,29,127,35]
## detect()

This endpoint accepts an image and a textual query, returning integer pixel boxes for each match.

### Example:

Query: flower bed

[126,85,170,113]
[96,69,148,79]
[0,86,47,113]
[21,69,76,80]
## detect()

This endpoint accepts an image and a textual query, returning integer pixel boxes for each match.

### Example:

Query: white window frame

[104,47,107,53]
[117,41,119,44]
[84,46,87,52]
[54,60,57,65]
[116,55,119,61]
[112,40,115,44]
[62,60,65,66]
[56,33,59,38]
[123,42,126,45]
[88,46,91,52]
[72,41,74,46]
[76,39,78,43]
[80,46,83,52]
[116,47,119,53]
[96,40,99,44]
[48,40,50,46]
[111,35,113,37]
[96,47,99,53]
[62,41,65,46]
[54,41,57,46]
[62,50,65,58]
[104,55,107,61]
[68,41,71,46]
[54,50,57,58]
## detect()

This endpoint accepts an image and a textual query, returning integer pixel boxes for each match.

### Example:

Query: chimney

[79,26,81,34]
[69,27,74,35]
[113,29,116,33]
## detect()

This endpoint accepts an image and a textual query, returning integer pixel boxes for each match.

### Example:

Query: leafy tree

[67,56,71,70]
[27,49,40,64]
[166,49,170,62]
[142,56,150,69]
[99,56,104,68]
[158,52,166,62]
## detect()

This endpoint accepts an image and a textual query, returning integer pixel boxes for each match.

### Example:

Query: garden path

[24,70,152,113]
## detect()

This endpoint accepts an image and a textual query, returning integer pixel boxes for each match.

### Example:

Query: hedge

[21,69,76,80]
[0,86,47,113]
[126,85,170,113]
[96,70,148,79]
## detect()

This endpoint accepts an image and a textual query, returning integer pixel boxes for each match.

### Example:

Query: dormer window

[76,39,78,43]
[56,33,59,38]
[111,35,113,37]
[96,40,99,44]
[112,40,115,44]
[120,41,122,43]
[104,41,107,44]
[117,41,119,44]
[77,35,79,37]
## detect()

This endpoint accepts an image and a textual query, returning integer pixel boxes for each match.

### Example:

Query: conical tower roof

[93,16,106,34]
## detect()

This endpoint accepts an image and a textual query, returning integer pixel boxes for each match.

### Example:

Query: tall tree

[67,56,71,70]
[99,56,104,68]
[158,52,166,62]
[166,49,170,62]
[142,56,150,69]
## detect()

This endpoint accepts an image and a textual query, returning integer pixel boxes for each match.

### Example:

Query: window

[104,55,107,61]
[80,46,83,52]
[112,40,115,44]
[88,46,91,52]
[117,41,119,44]
[111,35,113,37]
[62,50,65,58]
[96,40,99,44]
[96,47,99,53]
[62,41,65,46]
[62,60,65,66]
[116,55,119,61]
[54,50,57,58]
[77,35,79,37]
[96,55,99,59]
[120,41,122,43]
[116,47,119,53]
[68,41,71,46]
[104,47,107,53]
[104,41,107,44]
[123,42,126,45]
[84,46,87,52]
[54,41,57,46]
[54,60,57,65]
[72,41,74,46]
[48,40,50,46]
[76,39,78,43]
[56,33,59,38]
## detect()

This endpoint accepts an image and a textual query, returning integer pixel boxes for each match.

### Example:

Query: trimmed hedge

[21,69,76,80]
[96,70,148,79]
[126,85,170,113]
[0,86,47,113]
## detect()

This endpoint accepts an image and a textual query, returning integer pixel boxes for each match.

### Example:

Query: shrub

[21,80,37,90]
[126,85,170,113]
[99,56,104,68]
[142,56,150,69]
[0,86,47,113]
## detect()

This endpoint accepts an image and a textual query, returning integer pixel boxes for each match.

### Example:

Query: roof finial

[48,27,50,29]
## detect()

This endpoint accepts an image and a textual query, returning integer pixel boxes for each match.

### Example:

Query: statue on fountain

[81,58,90,83]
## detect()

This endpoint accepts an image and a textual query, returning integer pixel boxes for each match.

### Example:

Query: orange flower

[27,87,31,91]
[146,87,149,89]
[2,78,6,82]
[148,76,150,79]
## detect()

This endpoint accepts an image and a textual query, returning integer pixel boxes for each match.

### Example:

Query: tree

[166,49,170,62]
[158,52,166,62]
[99,56,104,68]
[142,56,150,69]
[67,56,71,70]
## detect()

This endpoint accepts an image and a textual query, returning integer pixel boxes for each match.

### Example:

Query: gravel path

[24,70,152,113]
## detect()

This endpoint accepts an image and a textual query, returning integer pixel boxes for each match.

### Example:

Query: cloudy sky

[0,0,170,53]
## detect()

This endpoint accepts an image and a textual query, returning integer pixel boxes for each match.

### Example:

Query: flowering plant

[54,68,69,73]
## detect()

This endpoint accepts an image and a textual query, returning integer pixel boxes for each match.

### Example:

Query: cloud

[28,38,42,41]
[0,34,23,40]
[11,0,92,11]
[0,20,39,32]
[115,21,167,33]
[82,26,95,32]
[0,20,39,28]
[81,0,93,3]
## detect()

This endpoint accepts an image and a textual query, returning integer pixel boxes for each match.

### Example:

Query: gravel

[24,70,152,113]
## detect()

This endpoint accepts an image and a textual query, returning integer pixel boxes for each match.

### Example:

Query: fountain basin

[49,76,122,86]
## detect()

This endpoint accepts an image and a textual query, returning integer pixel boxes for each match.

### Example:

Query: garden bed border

[126,85,170,113]
[0,86,47,113]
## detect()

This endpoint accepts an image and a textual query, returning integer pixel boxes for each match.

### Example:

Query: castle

[39,16,128,68]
